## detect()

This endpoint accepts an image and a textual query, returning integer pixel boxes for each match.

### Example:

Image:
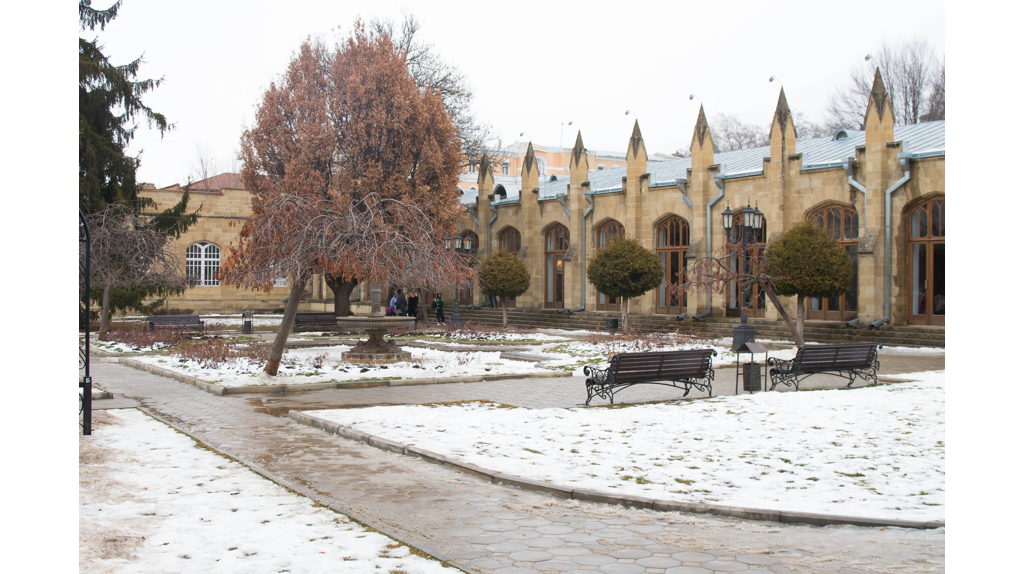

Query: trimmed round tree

[477,251,531,327]
[765,221,854,346]
[586,238,663,328]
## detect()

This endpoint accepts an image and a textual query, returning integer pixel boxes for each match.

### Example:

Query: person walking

[396,290,407,317]
[431,293,445,324]
[407,291,419,321]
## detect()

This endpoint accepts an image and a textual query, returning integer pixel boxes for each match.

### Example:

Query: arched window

[907,196,944,325]
[544,224,569,308]
[595,220,625,311]
[186,241,220,286]
[536,156,547,177]
[655,217,690,314]
[498,227,521,254]
[726,211,767,317]
[808,205,859,321]
[494,185,508,201]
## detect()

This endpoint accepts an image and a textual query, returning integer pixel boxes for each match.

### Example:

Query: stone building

[457,72,944,327]
[143,70,944,327]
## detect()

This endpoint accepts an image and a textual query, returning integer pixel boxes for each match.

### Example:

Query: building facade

[143,70,944,327]
[458,73,944,327]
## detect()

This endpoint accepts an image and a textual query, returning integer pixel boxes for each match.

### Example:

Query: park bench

[148,314,204,331]
[293,312,339,332]
[767,343,882,391]
[582,349,717,405]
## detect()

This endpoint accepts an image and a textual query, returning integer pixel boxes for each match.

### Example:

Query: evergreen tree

[80,0,199,316]
[477,252,530,327]
[586,238,663,328]
[765,222,854,345]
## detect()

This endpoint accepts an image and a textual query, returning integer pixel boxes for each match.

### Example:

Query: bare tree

[825,39,940,130]
[184,142,223,192]
[87,204,189,337]
[920,57,945,122]
[710,113,769,152]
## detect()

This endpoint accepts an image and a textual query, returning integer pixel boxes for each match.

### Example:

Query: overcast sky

[92,0,945,186]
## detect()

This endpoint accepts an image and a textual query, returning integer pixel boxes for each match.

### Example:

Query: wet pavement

[88,351,944,574]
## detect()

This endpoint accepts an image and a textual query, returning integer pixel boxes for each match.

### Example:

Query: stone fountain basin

[336,316,416,331]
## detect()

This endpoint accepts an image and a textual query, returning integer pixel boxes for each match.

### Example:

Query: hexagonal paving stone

[534,560,580,572]
[504,530,542,540]
[470,557,515,570]
[701,561,748,572]
[537,525,576,535]
[615,537,655,546]
[597,563,646,574]
[637,557,683,569]
[509,550,555,563]
[601,518,633,525]
[671,552,716,563]
[735,555,779,566]
[552,547,593,557]
[560,533,600,543]
[572,554,618,566]
[665,567,713,574]
[624,524,665,534]
[609,549,652,560]
[487,542,531,553]
[449,527,485,537]
[642,545,679,554]
[446,549,489,560]
[466,535,505,545]
[516,518,553,527]
[525,538,569,549]
[481,522,522,532]
[495,567,542,574]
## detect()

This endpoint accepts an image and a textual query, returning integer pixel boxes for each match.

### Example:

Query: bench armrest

[583,364,610,383]
[767,357,793,371]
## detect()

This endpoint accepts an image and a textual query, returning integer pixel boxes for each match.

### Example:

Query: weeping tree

[586,238,663,328]
[221,193,468,375]
[680,222,853,346]
[477,251,530,327]
[86,205,189,338]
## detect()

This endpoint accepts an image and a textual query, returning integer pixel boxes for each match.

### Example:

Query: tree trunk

[326,276,358,317]
[621,297,629,329]
[796,293,806,347]
[501,297,508,328]
[763,285,803,347]
[99,284,113,339]
[265,276,307,376]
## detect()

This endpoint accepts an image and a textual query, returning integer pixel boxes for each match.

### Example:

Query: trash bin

[606,318,619,330]
[742,363,761,392]
[242,310,253,334]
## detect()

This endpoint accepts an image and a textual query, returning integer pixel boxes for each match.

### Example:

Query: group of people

[386,289,448,324]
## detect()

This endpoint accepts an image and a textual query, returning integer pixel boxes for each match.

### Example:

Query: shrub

[587,238,663,327]
[477,251,531,327]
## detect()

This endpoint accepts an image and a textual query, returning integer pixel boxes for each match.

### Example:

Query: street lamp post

[444,234,474,327]
[723,202,763,313]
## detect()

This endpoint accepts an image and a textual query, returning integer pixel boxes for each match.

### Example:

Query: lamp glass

[722,206,734,230]
[751,206,763,230]
[464,236,473,251]
[742,205,754,229]
[454,236,463,250]
[444,236,452,250]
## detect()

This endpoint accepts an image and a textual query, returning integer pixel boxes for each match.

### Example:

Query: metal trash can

[242,310,253,334]
[743,363,762,392]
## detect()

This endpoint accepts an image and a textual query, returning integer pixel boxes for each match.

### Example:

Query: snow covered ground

[133,345,556,387]
[80,408,456,574]
[310,371,945,520]
[420,330,570,342]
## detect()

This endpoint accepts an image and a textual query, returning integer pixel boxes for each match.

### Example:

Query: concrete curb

[291,410,945,531]
[118,357,570,396]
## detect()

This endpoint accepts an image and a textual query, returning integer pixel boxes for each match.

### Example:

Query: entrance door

[808,205,859,321]
[544,225,569,309]
[595,220,625,311]
[655,217,689,314]
[907,197,945,325]
[726,213,767,318]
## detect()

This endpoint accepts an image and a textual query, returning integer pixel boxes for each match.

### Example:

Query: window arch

[544,224,569,308]
[808,204,859,321]
[536,157,547,177]
[655,217,690,314]
[595,220,625,311]
[186,241,220,286]
[498,227,521,254]
[907,196,944,325]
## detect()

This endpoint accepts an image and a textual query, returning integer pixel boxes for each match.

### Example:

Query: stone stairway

[454,307,945,348]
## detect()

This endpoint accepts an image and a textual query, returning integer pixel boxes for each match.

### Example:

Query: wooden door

[498,227,521,308]
[595,220,625,311]
[544,225,569,309]
[807,205,859,321]
[655,217,689,314]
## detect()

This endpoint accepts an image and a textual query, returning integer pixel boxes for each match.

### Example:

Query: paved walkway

[90,355,944,574]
